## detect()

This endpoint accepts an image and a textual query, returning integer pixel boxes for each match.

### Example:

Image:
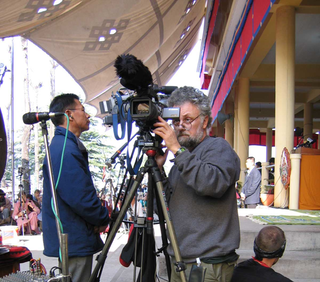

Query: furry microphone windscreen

[114,54,153,92]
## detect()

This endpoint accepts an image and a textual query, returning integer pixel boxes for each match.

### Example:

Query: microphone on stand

[305,137,316,147]
[23,112,65,125]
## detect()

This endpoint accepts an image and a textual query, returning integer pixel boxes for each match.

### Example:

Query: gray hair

[168,86,212,128]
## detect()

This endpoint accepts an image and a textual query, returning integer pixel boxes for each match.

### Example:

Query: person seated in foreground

[230,226,293,282]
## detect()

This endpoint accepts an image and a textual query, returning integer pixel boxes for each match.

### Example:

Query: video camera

[99,54,180,130]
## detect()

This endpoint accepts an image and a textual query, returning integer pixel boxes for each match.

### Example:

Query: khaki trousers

[170,260,236,282]
[59,255,93,282]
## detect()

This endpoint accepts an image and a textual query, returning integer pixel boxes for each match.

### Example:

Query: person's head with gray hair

[168,86,212,129]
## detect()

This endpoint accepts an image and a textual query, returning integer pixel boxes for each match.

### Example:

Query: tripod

[89,136,188,282]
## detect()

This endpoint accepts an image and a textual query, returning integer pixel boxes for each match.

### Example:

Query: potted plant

[260,184,274,206]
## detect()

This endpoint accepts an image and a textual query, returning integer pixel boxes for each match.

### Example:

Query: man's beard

[176,125,204,150]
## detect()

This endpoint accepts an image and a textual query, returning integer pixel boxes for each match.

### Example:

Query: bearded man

[153,86,241,282]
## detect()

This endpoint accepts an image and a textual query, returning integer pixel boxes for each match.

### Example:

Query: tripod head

[134,128,164,156]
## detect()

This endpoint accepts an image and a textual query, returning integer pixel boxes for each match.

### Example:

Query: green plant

[261,184,274,194]
[236,181,242,193]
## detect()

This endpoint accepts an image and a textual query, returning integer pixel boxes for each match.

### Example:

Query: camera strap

[126,112,143,175]
[112,92,143,175]
[112,93,126,140]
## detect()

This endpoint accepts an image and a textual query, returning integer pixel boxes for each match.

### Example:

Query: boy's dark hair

[254,226,286,261]
[49,93,79,126]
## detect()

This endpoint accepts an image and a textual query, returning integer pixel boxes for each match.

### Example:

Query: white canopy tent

[0,0,206,116]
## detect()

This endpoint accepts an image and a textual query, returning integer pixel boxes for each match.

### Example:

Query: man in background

[241,157,261,208]
[42,94,109,282]
[230,226,293,282]
[33,189,42,230]
[0,189,11,225]
[154,86,241,282]
[33,189,42,207]
[268,157,275,184]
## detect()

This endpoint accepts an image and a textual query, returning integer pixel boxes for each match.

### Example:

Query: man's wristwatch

[174,147,186,157]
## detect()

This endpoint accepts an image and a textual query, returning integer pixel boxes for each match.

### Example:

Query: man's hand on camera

[153,116,180,154]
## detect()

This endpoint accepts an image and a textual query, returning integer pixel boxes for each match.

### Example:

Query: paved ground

[2,206,320,281]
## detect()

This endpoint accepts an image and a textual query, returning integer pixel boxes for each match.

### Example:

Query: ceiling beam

[296,110,320,119]
[295,121,320,131]
[296,6,320,14]
[270,0,304,13]
[250,81,320,88]
[251,64,320,81]
[249,121,320,131]
[250,108,275,118]
[293,89,320,114]
[306,89,320,103]
[250,92,275,103]
[249,120,269,128]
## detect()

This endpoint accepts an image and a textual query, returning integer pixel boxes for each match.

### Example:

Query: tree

[1,41,12,190]
[80,118,115,187]
[21,37,31,194]
[49,58,58,141]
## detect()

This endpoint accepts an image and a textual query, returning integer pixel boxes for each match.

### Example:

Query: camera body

[100,84,179,129]
[99,54,180,130]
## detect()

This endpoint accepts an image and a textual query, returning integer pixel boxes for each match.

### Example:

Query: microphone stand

[40,120,70,282]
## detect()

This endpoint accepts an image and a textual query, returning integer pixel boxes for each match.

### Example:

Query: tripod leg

[154,187,171,279]
[88,170,145,282]
[152,167,187,282]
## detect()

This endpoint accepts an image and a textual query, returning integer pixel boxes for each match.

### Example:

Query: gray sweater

[166,136,240,262]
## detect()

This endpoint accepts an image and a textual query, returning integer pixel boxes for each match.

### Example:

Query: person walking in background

[0,189,11,225]
[230,226,293,282]
[42,94,109,282]
[241,157,261,208]
[153,86,241,282]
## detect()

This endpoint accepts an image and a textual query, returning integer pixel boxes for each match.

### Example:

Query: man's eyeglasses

[172,114,201,130]
[67,108,86,113]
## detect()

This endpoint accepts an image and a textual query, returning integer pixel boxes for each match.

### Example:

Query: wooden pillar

[266,128,272,162]
[234,87,239,153]
[274,6,295,208]
[304,102,313,140]
[236,78,250,184]
[225,102,234,147]
[289,153,301,209]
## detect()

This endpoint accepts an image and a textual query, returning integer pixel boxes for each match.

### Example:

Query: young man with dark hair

[230,226,293,282]
[153,86,241,282]
[42,93,109,282]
